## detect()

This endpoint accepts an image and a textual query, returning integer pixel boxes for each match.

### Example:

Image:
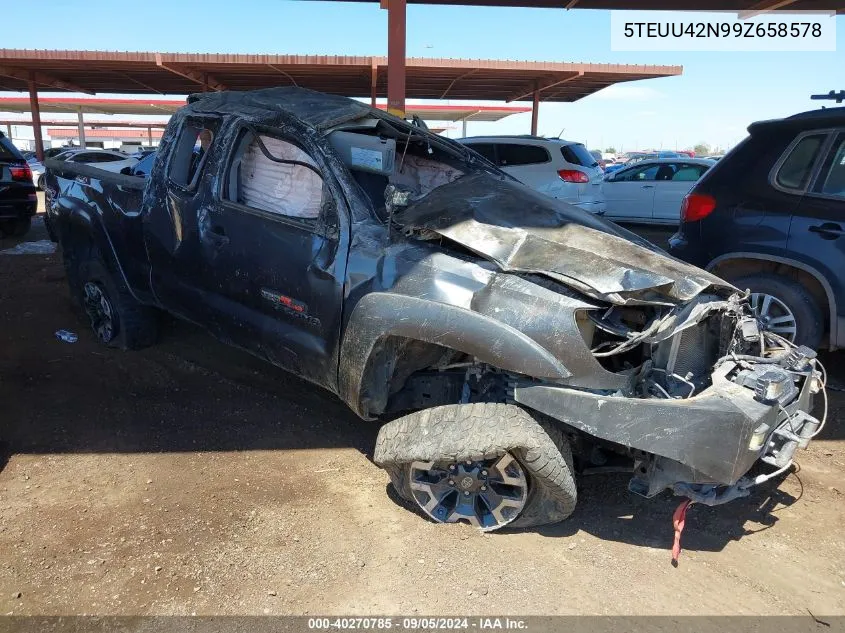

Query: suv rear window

[775,133,825,190]
[496,143,549,166]
[0,135,23,162]
[561,143,598,168]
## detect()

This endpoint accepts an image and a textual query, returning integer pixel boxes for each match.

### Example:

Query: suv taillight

[680,192,716,222]
[558,169,589,183]
[9,165,32,182]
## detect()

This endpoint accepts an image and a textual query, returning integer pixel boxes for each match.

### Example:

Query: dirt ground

[1,213,844,616]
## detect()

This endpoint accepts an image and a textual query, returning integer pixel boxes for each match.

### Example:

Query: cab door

[144,115,224,329]
[189,124,350,389]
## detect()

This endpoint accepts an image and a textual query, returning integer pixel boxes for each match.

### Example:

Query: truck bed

[44,159,153,302]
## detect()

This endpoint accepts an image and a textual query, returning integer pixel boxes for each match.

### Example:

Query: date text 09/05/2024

[307,617,528,630]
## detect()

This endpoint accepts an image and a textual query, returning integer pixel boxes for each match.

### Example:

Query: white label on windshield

[351,147,383,171]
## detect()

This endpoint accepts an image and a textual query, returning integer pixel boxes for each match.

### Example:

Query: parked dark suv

[0,131,37,238]
[670,105,845,350]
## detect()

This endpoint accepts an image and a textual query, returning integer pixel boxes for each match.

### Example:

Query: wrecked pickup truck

[44,87,826,533]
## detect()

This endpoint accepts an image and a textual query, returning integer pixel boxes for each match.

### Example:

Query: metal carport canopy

[0,50,680,102]
[330,0,844,10]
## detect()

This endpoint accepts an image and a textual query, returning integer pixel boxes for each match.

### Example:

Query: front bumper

[513,358,818,488]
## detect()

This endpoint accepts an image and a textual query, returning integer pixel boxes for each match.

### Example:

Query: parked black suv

[670,105,845,350]
[0,131,37,238]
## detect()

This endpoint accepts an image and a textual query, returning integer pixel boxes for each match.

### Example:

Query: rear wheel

[0,217,32,238]
[374,403,577,531]
[730,273,823,348]
[77,259,158,350]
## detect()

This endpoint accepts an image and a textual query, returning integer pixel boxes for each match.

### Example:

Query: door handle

[809,223,845,240]
[641,184,654,189]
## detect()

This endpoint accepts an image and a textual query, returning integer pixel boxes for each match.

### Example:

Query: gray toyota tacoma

[44,87,826,535]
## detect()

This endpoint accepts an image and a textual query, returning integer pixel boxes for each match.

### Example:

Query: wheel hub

[749,292,797,342]
[83,281,116,344]
[409,453,528,531]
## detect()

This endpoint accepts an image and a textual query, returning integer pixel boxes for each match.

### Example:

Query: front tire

[374,403,577,530]
[77,259,158,350]
[730,273,823,349]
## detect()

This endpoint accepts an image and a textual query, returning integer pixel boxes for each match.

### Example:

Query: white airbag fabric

[240,136,323,219]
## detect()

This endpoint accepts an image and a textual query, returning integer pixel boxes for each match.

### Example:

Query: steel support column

[531,82,540,136]
[28,77,44,162]
[385,0,407,117]
[371,61,378,107]
[77,107,86,147]
[147,126,153,146]
[5,124,10,139]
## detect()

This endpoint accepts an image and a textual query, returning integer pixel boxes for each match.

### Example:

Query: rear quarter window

[774,133,826,191]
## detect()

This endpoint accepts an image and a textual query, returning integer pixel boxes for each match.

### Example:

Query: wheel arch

[54,197,142,304]
[338,292,572,420]
[707,252,837,348]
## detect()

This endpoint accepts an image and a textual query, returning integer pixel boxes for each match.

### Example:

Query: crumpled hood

[397,173,733,305]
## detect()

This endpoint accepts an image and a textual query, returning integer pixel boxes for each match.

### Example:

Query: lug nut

[463,491,471,497]
[448,480,455,486]
[480,485,487,491]
[481,470,488,477]
[449,465,457,471]
[465,460,472,466]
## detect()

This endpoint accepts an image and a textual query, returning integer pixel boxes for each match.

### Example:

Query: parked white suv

[457,136,606,214]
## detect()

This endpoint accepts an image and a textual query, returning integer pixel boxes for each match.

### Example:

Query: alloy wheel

[409,453,528,531]
[83,281,117,343]
[749,292,798,342]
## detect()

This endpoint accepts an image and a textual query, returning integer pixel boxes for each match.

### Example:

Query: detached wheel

[731,273,823,349]
[374,403,577,531]
[0,217,32,238]
[77,259,158,350]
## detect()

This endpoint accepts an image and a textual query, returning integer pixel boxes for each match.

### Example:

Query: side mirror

[120,166,132,175]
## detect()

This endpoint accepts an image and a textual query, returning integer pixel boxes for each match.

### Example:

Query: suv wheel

[731,273,823,349]
[0,217,32,238]
[374,403,577,531]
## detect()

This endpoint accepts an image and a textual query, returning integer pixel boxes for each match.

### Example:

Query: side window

[96,154,124,163]
[224,132,324,221]
[775,133,826,191]
[671,163,706,182]
[813,134,845,199]
[619,164,658,182]
[654,163,677,181]
[466,143,496,163]
[496,143,550,167]
[168,119,219,189]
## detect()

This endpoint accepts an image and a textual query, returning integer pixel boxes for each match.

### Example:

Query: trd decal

[260,288,320,327]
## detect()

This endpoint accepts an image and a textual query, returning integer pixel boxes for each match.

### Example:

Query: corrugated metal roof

[0,49,681,102]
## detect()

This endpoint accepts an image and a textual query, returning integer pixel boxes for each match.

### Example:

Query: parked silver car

[602,158,715,225]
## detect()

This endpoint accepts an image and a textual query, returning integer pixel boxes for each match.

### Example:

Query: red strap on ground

[671,498,693,567]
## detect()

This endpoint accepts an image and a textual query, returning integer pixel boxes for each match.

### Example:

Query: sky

[2,0,844,152]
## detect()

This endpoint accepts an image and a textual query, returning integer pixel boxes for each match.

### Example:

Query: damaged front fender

[339,292,572,419]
